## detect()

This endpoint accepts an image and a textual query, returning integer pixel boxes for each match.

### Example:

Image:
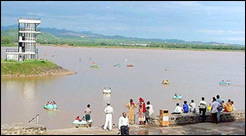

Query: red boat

[127,64,134,67]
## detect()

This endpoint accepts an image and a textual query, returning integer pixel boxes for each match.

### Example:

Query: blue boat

[219,80,231,85]
[44,104,53,110]
[44,104,58,110]
[173,95,182,100]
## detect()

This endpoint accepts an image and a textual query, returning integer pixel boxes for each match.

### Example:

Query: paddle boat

[72,119,93,127]
[103,86,111,94]
[44,102,58,110]
[91,65,100,68]
[44,104,53,110]
[113,64,121,67]
[162,80,169,85]
[173,95,182,100]
[219,80,231,85]
[127,64,134,67]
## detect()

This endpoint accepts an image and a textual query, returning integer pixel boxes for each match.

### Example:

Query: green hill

[1,26,245,51]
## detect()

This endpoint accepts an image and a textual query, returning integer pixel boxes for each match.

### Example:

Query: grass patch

[1,59,58,75]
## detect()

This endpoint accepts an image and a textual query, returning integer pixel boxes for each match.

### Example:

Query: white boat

[103,86,111,94]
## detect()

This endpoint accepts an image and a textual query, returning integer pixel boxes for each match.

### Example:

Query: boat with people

[44,101,58,110]
[219,80,231,85]
[162,80,169,85]
[127,64,134,67]
[173,94,182,100]
[103,86,111,94]
[72,119,93,127]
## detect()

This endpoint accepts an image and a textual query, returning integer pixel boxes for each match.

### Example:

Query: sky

[1,1,245,45]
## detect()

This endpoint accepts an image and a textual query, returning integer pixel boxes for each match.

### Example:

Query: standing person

[198,97,207,122]
[216,95,223,122]
[138,98,146,124]
[146,101,154,117]
[103,102,114,131]
[189,100,196,113]
[118,112,130,135]
[84,104,92,128]
[183,101,189,113]
[231,101,236,111]
[138,105,145,125]
[145,107,150,125]
[126,99,136,125]
[139,98,146,113]
[211,97,221,124]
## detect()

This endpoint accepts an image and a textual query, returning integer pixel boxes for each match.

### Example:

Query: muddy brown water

[1,46,245,129]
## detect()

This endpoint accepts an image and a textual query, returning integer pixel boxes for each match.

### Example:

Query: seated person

[224,99,233,112]
[46,101,49,106]
[75,116,81,121]
[172,103,182,114]
[207,103,212,112]
[183,101,189,113]
[52,101,56,105]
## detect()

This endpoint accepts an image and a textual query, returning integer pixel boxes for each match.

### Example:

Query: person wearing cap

[103,102,114,131]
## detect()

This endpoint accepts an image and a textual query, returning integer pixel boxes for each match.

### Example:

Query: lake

[1,46,245,129]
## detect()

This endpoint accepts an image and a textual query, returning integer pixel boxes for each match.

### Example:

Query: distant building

[6,18,41,61]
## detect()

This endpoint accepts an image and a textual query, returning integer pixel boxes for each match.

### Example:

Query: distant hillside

[2,25,244,47]
[1,25,245,51]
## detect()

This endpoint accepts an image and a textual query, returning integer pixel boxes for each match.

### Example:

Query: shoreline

[36,44,245,53]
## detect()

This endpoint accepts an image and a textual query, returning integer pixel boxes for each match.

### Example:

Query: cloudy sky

[1,1,245,44]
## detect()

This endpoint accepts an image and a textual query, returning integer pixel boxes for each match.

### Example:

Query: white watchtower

[6,18,41,61]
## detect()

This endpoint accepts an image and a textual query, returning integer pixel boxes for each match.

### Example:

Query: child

[145,107,150,125]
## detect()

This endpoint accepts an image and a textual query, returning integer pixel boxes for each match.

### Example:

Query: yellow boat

[162,80,169,85]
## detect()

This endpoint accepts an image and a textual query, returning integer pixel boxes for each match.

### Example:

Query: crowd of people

[73,95,236,135]
[171,95,236,124]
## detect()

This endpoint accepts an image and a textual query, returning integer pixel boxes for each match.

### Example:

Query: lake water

[1,46,245,129]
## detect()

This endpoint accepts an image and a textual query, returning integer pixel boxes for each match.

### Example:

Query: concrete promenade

[45,119,245,135]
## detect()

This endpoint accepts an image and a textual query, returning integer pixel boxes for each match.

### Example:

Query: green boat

[91,65,100,68]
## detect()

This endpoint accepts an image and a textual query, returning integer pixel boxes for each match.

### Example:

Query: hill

[1,25,245,51]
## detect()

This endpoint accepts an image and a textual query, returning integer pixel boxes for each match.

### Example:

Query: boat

[173,95,182,100]
[162,80,169,85]
[219,80,231,85]
[113,64,121,67]
[127,64,134,67]
[44,104,58,110]
[72,119,93,127]
[103,86,111,94]
[91,65,100,68]
[44,104,53,110]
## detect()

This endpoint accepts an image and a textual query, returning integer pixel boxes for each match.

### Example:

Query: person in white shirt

[172,103,182,114]
[103,102,114,131]
[146,101,154,117]
[198,97,207,122]
[118,112,129,135]
[189,100,196,113]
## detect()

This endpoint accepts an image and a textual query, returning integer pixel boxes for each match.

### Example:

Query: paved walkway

[45,119,245,135]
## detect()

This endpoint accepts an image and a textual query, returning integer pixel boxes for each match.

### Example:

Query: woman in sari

[126,99,137,125]
[138,98,146,125]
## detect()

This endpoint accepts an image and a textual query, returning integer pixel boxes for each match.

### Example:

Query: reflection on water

[103,94,111,104]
